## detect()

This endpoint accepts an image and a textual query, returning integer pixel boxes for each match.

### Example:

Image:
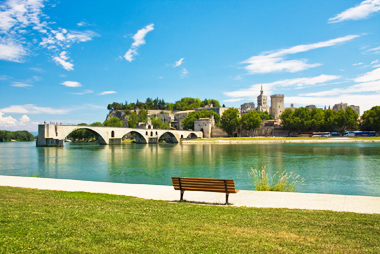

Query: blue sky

[1,0,380,132]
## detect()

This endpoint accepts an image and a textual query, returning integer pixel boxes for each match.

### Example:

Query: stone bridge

[36,124,203,147]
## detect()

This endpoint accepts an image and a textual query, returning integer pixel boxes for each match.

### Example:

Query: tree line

[0,130,35,142]
[107,97,222,112]
[280,107,359,135]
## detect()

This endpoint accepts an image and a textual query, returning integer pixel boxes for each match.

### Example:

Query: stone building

[306,105,316,110]
[240,102,255,114]
[195,104,229,117]
[194,115,215,138]
[285,103,297,111]
[333,102,360,115]
[257,85,270,112]
[270,94,284,119]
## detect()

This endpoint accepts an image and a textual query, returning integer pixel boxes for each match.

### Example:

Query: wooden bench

[171,177,239,204]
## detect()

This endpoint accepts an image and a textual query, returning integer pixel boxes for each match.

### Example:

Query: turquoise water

[1,142,380,196]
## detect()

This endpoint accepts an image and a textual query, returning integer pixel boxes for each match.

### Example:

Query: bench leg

[180,190,184,201]
[225,193,229,205]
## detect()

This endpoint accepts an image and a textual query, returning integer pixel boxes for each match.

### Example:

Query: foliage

[0,130,35,142]
[139,109,148,123]
[173,97,202,111]
[257,111,273,120]
[201,98,220,107]
[280,107,359,135]
[107,98,174,111]
[249,167,304,192]
[181,110,220,130]
[127,113,139,128]
[103,117,123,127]
[2,187,380,253]
[241,111,262,131]
[220,108,240,136]
[361,106,380,131]
[151,117,169,129]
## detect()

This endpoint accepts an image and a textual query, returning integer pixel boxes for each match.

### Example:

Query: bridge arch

[63,127,107,145]
[187,133,198,139]
[158,131,179,143]
[121,130,148,144]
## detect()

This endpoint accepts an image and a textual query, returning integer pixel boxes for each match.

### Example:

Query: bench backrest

[172,177,238,193]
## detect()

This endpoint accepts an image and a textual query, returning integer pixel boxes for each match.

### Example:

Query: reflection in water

[0,142,380,196]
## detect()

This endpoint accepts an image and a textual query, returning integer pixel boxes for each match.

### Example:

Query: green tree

[241,111,262,131]
[361,106,380,131]
[257,111,273,120]
[220,108,240,136]
[103,117,123,127]
[181,110,220,130]
[173,97,202,110]
[310,108,325,131]
[90,122,103,127]
[323,109,338,132]
[127,113,139,128]
[139,109,148,123]
[151,117,169,129]
[336,107,359,135]
[280,108,297,136]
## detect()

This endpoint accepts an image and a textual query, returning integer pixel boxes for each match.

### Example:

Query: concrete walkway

[1,175,380,214]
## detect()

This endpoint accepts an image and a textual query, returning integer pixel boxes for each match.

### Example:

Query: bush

[249,167,304,192]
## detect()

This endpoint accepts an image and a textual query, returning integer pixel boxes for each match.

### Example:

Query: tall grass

[249,166,304,192]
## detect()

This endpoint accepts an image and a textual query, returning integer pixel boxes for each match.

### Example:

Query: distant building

[195,104,229,117]
[257,85,270,113]
[194,115,215,138]
[240,102,255,114]
[332,102,360,115]
[306,105,316,110]
[285,103,297,111]
[270,94,284,119]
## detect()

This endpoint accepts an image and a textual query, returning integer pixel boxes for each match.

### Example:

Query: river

[1,141,380,196]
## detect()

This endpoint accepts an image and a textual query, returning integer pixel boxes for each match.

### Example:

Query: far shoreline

[182,137,380,144]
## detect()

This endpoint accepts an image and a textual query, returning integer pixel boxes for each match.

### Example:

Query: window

[111,131,115,138]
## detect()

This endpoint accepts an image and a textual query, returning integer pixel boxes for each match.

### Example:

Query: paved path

[1,175,380,214]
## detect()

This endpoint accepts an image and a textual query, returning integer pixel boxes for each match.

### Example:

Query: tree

[323,109,337,132]
[241,111,262,131]
[90,122,103,127]
[336,107,359,135]
[310,108,325,131]
[151,117,169,129]
[103,117,123,127]
[361,106,380,131]
[280,108,297,136]
[257,111,273,120]
[139,109,148,123]
[181,110,220,130]
[127,113,139,128]
[173,97,202,110]
[220,108,240,136]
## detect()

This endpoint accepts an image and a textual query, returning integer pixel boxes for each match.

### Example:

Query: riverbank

[1,175,379,214]
[182,137,380,144]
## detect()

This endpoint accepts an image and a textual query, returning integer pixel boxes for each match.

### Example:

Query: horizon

[1,0,380,132]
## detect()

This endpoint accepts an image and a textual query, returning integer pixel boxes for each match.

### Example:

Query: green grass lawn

[1,187,379,253]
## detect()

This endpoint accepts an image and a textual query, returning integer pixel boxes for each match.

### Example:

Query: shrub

[249,166,304,192]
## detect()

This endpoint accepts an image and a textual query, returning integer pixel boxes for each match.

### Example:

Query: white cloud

[300,80,380,96]
[53,51,73,71]
[174,58,184,67]
[241,35,359,74]
[124,24,154,62]
[353,62,363,66]
[371,59,379,64]
[30,67,43,72]
[77,21,90,27]
[0,112,17,126]
[0,38,27,62]
[11,82,32,87]
[223,98,244,102]
[224,74,341,98]
[18,114,30,125]
[180,68,188,78]
[328,0,380,23]
[0,104,69,114]
[0,0,98,69]
[61,81,81,87]
[366,46,380,54]
[0,74,11,80]
[98,91,117,95]
[71,90,93,95]
[354,67,380,82]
